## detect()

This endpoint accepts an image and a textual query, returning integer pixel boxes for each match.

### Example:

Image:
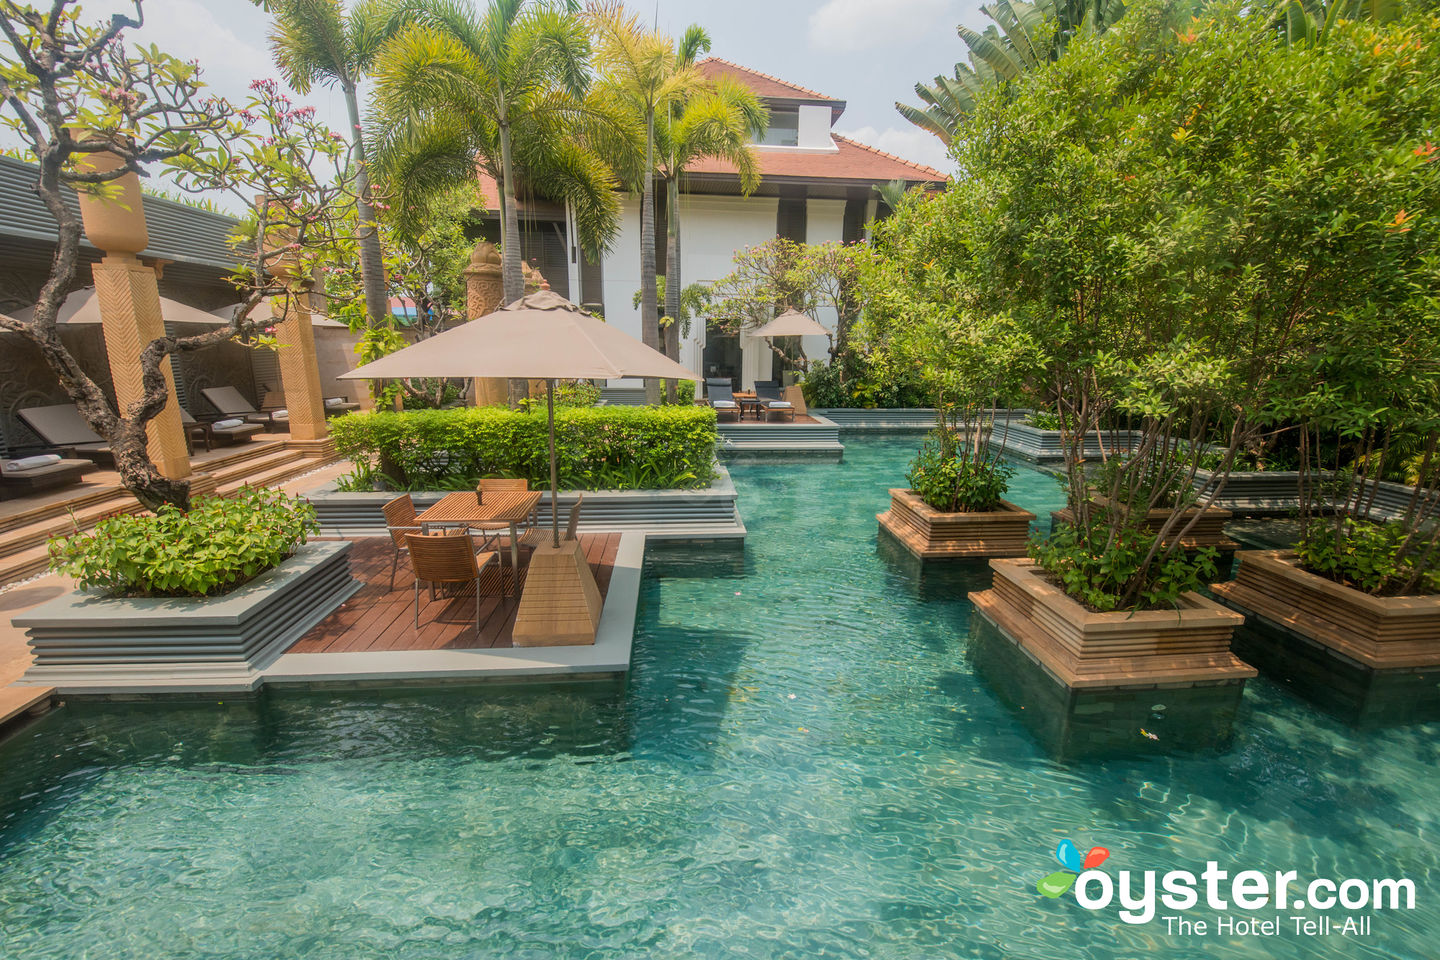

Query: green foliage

[633,276,711,340]
[907,429,1014,512]
[48,488,318,598]
[800,356,931,409]
[1031,520,1218,612]
[516,380,602,411]
[330,405,718,491]
[876,0,1440,609]
[1026,411,1065,431]
[1296,517,1440,596]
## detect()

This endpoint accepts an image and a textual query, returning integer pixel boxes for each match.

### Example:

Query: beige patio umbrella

[210,303,349,328]
[341,289,700,548]
[11,288,225,326]
[750,308,829,339]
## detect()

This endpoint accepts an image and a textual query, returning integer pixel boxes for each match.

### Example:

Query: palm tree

[896,0,1128,145]
[656,63,767,397]
[266,0,409,330]
[589,2,708,404]
[369,0,633,305]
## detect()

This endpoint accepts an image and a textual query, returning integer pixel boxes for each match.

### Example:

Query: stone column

[259,196,330,455]
[463,242,545,406]
[271,294,328,443]
[76,141,193,484]
[464,241,508,407]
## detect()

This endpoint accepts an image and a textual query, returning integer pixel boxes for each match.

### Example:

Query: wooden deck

[287,533,621,654]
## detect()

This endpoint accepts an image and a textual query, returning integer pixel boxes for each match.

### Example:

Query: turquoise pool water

[1,436,1436,958]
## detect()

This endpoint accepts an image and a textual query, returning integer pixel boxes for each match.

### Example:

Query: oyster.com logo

[1035,839,1416,937]
[1037,839,1110,899]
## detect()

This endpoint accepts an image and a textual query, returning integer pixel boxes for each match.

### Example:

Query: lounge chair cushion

[324,397,346,407]
[213,418,245,429]
[6,454,64,471]
[712,400,738,409]
[765,401,793,408]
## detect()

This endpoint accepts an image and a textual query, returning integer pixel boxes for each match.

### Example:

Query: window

[758,110,798,147]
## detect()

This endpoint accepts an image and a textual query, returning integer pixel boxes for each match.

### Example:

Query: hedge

[330,406,719,491]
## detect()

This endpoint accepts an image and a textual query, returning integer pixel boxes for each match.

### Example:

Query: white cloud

[808,0,956,53]
[837,125,954,175]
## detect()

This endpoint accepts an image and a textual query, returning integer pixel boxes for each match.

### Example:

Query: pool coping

[258,532,646,688]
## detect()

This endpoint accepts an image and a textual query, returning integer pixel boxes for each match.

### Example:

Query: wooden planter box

[1050,498,1236,551]
[967,558,1254,759]
[1212,551,1440,726]
[12,541,359,695]
[877,489,1035,560]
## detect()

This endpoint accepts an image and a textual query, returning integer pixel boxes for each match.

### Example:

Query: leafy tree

[883,0,1440,608]
[655,47,767,393]
[262,0,410,332]
[369,0,630,309]
[588,2,708,404]
[0,1,353,511]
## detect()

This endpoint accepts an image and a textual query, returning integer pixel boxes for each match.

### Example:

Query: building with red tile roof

[480,58,947,389]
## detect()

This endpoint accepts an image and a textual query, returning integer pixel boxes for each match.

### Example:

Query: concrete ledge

[717,415,844,460]
[988,422,1143,464]
[12,541,359,695]
[1192,469,1438,519]
[815,408,1032,432]
[308,466,745,540]
[261,532,646,686]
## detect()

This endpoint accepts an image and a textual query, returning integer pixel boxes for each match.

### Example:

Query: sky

[7,0,990,196]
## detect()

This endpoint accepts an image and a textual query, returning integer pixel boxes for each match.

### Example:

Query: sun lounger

[16,403,114,466]
[180,409,262,451]
[705,378,742,422]
[202,385,288,430]
[753,380,795,422]
[0,453,97,499]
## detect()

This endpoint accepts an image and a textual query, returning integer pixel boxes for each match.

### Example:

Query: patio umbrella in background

[11,288,226,326]
[210,303,349,329]
[750,307,829,340]
[341,290,700,644]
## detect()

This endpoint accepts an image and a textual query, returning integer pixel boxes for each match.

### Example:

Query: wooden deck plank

[286,534,618,654]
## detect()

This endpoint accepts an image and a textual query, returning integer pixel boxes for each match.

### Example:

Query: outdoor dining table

[414,489,543,577]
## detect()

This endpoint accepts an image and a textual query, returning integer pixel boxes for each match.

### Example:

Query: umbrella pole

[548,378,560,549]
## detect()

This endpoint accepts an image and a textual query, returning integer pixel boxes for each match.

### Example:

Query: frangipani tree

[0,1,352,510]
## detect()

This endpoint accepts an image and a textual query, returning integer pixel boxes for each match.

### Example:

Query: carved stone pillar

[464,241,545,406]
[77,141,192,483]
[271,294,328,443]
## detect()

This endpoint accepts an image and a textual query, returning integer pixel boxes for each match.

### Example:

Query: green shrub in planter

[330,405,718,492]
[1031,519,1219,613]
[1295,517,1440,597]
[49,488,319,598]
[906,429,1013,512]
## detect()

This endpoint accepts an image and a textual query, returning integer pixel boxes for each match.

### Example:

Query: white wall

[797,104,835,150]
[600,195,644,347]
[800,197,847,364]
[676,194,779,387]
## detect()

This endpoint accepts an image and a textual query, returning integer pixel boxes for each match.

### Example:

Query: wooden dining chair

[382,494,422,590]
[471,477,537,544]
[405,532,500,632]
[521,494,584,548]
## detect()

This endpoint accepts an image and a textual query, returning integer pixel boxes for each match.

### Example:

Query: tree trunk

[639,107,660,405]
[498,109,528,405]
[345,84,389,331]
[663,176,681,403]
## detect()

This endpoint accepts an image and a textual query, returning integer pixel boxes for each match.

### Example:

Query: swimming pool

[1,436,1435,958]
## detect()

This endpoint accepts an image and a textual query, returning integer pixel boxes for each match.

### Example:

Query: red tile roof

[694,57,839,103]
[686,134,946,185]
